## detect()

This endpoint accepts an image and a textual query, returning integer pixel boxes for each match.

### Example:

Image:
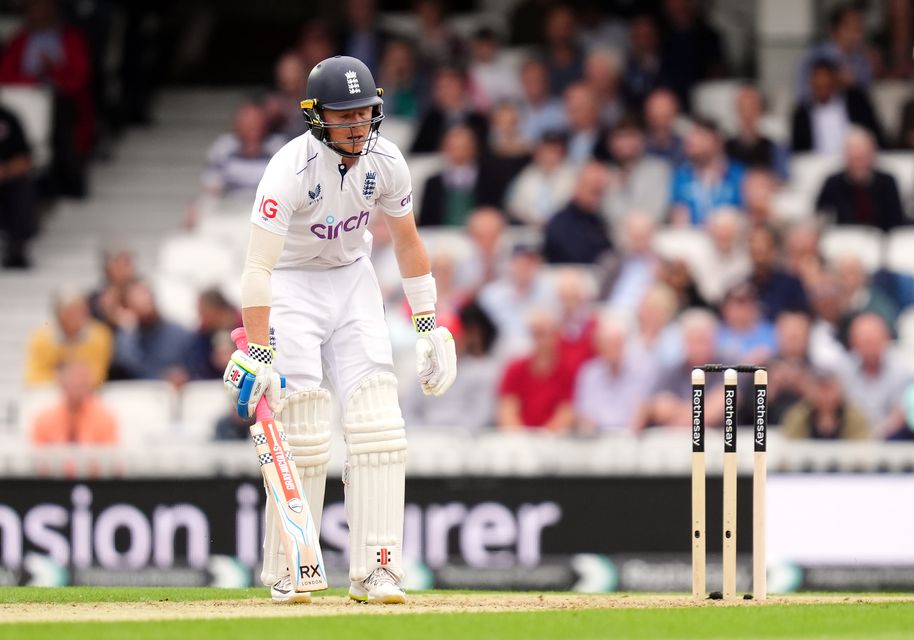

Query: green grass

[2,588,914,640]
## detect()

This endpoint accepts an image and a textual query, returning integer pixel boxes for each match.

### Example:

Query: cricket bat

[231,327,328,592]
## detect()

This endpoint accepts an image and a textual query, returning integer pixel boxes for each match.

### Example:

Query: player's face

[323,107,374,155]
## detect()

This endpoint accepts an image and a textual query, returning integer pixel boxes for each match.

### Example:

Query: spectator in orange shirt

[497,308,575,433]
[31,361,117,445]
[25,288,113,387]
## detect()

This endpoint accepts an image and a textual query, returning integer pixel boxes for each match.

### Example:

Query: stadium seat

[870,80,911,143]
[380,117,416,153]
[820,226,885,272]
[418,227,475,263]
[652,226,713,273]
[0,85,53,169]
[405,154,442,221]
[877,152,914,214]
[895,307,914,348]
[15,386,59,442]
[885,227,914,277]
[788,153,843,203]
[153,275,200,329]
[691,80,746,134]
[99,381,178,449]
[157,233,237,289]
[179,380,232,443]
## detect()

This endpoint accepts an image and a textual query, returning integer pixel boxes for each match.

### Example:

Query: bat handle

[230,327,273,423]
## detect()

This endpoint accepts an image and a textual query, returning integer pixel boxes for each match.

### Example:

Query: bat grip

[230,327,273,423]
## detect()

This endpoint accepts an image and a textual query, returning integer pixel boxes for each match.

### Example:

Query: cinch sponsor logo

[311,210,370,239]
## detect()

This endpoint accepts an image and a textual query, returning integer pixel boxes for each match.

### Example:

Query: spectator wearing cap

[574,313,656,434]
[839,312,912,439]
[25,289,113,388]
[543,161,613,264]
[791,57,883,153]
[31,361,118,445]
[716,282,777,364]
[506,132,576,227]
[410,66,488,154]
[782,367,870,440]
[517,58,567,144]
[601,115,671,230]
[478,243,556,354]
[670,118,745,226]
[497,308,576,432]
[815,128,905,231]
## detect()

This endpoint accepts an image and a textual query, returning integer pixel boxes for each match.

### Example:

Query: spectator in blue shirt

[670,118,745,226]
[716,281,777,364]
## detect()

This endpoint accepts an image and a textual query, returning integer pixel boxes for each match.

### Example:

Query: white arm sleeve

[240,224,286,308]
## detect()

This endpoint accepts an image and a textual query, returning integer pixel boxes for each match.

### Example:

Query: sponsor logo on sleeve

[400,192,412,208]
[259,195,278,219]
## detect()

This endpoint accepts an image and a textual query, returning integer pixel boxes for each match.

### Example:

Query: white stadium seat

[16,386,59,442]
[380,117,416,153]
[405,154,443,222]
[100,381,178,449]
[789,153,843,203]
[820,226,885,272]
[153,275,200,329]
[652,226,714,274]
[895,307,914,349]
[0,85,53,169]
[180,380,232,443]
[157,233,238,289]
[885,227,914,277]
[691,80,746,134]
[877,152,914,214]
[870,80,912,143]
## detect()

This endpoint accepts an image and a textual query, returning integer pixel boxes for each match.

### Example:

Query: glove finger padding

[416,328,456,396]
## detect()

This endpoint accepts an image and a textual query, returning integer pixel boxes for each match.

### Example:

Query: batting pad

[261,388,332,586]
[343,372,407,582]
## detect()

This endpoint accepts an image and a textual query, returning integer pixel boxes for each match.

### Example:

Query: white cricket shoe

[348,568,407,604]
[271,575,312,604]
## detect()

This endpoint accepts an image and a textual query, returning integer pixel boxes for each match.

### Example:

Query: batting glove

[413,313,457,396]
[223,342,286,418]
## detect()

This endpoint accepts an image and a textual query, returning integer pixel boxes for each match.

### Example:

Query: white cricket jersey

[250,131,414,269]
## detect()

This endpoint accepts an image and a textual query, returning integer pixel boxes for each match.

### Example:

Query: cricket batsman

[223,55,457,604]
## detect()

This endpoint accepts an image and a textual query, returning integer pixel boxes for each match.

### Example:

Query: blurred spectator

[833,254,899,334]
[561,83,607,164]
[336,0,385,74]
[297,21,336,73]
[517,58,567,143]
[658,0,727,109]
[638,308,725,429]
[478,243,556,353]
[796,4,874,100]
[629,283,682,367]
[187,288,241,380]
[0,104,37,268]
[263,52,308,140]
[741,168,780,227]
[657,257,707,311]
[583,47,624,129]
[543,161,613,264]
[604,211,661,312]
[791,57,883,153]
[26,289,113,388]
[214,411,256,441]
[404,300,499,431]
[468,28,523,112]
[815,128,905,231]
[748,224,810,320]
[418,125,481,226]
[0,0,93,198]
[376,39,421,119]
[670,118,745,226]
[601,115,671,229]
[496,308,575,432]
[480,101,533,208]
[111,281,192,387]
[509,0,551,45]
[783,221,826,292]
[541,4,584,95]
[574,314,656,434]
[554,266,598,370]
[716,281,776,364]
[766,311,818,423]
[506,131,576,227]
[455,206,508,293]
[88,247,139,329]
[623,13,663,111]
[781,368,871,440]
[839,312,912,439]
[413,0,464,74]
[410,66,487,154]
[200,102,285,200]
[31,361,118,445]
[725,86,786,178]
[643,88,684,165]
[692,208,750,304]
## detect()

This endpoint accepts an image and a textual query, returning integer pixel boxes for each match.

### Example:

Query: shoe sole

[348,592,406,604]
[272,593,312,604]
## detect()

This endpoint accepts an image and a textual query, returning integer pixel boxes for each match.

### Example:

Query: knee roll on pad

[260,388,332,586]
[343,372,407,582]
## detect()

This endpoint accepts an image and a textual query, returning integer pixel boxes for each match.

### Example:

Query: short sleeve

[250,151,301,235]
[377,148,414,217]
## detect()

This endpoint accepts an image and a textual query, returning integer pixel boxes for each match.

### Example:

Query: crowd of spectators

[19,0,914,444]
